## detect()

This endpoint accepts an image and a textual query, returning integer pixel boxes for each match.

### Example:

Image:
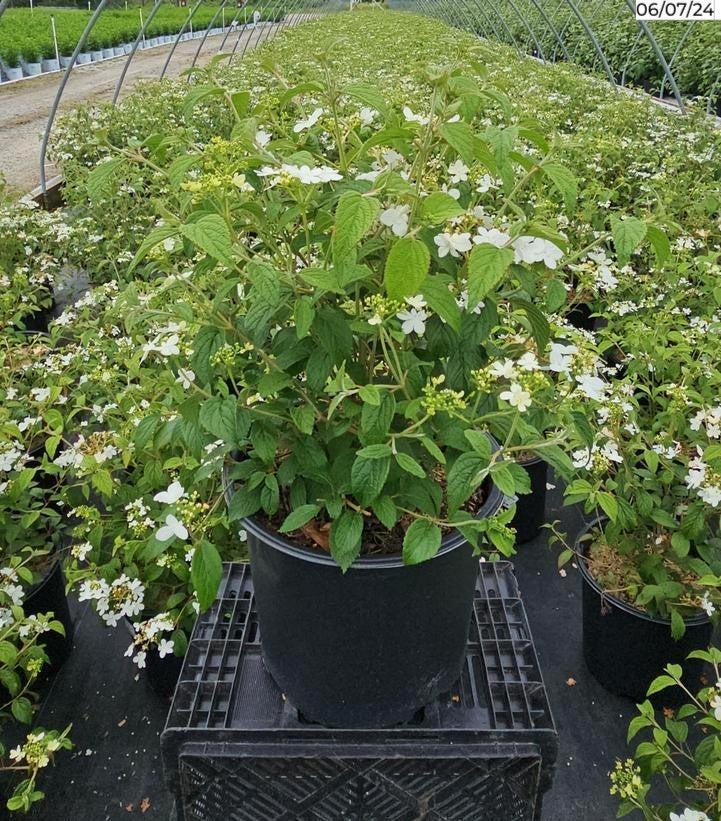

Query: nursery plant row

[0,2,290,73]
[1,6,721,818]
[416,0,721,108]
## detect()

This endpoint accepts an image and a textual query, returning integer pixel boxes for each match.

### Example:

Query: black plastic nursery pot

[238,484,505,729]
[23,560,74,676]
[512,457,548,545]
[578,518,712,703]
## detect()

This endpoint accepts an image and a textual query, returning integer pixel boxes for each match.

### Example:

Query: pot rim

[223,437,507,570]
[576,515,710,627]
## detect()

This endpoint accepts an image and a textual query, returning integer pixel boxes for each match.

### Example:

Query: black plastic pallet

[162,561,558,821]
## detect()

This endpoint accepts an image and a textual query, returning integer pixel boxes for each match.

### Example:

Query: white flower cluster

[78,574,145,627]
[690,406,721,439]
[124,611,175,668]
[0,566,24,606]
[685,452,721,507]
[0,440,27,473]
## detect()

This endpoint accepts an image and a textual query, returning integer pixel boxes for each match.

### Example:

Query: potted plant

[118,60,616,726]
[0,580,71,814]
[611,648,721,820]
[2,46,23,82]
[554,369,721,701]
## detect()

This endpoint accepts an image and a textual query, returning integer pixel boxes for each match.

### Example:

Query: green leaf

[540,161,577,211]
[191,326,225,386]
[403,519,442,565]
[191,540,223,612]
[467,243,514,306]
[167,155,199,189]
[447,452,484,511]
[510,298,550,353]
[329,510,364,572]
[199,397,247,447]
[344,82,389,117]
[464,431,492,460]
[358,384,381,405]
[421,192,465,224]
[536,444,574,481]
[597,492,618,522]
[279,504,321,533]
[671,532,690,557]
[351,455,391,505]
[290,405,314,435]
[611,216,647,267]
[230,90,251,119]
[670,608,685,640]
[490,462,516,496]
[646,224,670,265]
[134,414,160,450]
[227,485,261,521]
[545,279,568,313]
[394,452,426,478]
[384,237,431,300]
[182,83,225,116]
[294,297,315,339]
[180,214,234,266]
[372,496,398,529]
[357,444,393,459]
[646,674,677,696]
[87,157,126,199]
[439,121,476,165]
[333,191,380,264]
[11,697,33,724]
[421,275,461,332]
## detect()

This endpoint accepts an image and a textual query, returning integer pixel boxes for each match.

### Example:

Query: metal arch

[112,0,165,105]
[558,0,616,86]
[469,0,523,56]
[587,2,627,74]
[40,0,112,195]
[570,0,608,60]
[449,0,490,39]
[547,0,572,61]
[217,6,249,54]
[160,0,205,80]
[499,0,548,60]
[624,0,685,112]
[659,21,695,100]
[189,0,235,70]
[620,27,645,87]
[456,0,503,42]
[519,0,571,62]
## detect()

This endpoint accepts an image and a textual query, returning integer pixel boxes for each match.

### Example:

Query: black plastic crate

[161,562,558,821]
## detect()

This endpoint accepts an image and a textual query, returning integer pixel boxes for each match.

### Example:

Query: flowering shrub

[611,648,721,821]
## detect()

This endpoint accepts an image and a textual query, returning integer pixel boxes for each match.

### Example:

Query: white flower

[255,129,272,147]
[403,106,429,125]
[30,387,51,403]
[5,388,17,400]
[154,481,186,505]
[396,308,427,336]
[701,592,715,617]
[434,232,473,258]
[358,107,376,126]
[162,237,176,253]
[293,107,323,133]
[500,383,532,412]
[670,808,711,821]
[576,374,607,402]
[476,175,498,193]
[549,343,577,373]
[156,514,189,542]
[448,160,469,184]
[281,164,342,184]
[405,295,427,311]
[474,227,511,248]
[176,368,195,390]
[8,746,24,762]
[379,204,410,237]
[71,542,92,562]
[513,236,564,269]
[699,485,721,507]
[490,359,517,380]
[158,638,174,659]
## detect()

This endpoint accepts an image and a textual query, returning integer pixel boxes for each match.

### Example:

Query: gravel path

[0,22,289,194]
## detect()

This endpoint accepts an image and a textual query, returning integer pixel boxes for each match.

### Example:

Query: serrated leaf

[611,216,647,267]
[646,224,670,265]
[351,455,391,505]
[597,492,618,522]
[447,452,484,511]
[541,161,577,211]
[511,297,550,352]
[330,509,364,572]
[344,82,389,117]
[384,237,431,300]
[394,452,426,478]
[464,431,492,460]
[372,496,398,529]
[180,215,234,266]
[421,275,461,332]
[167,155,199,189]
[403,519,442,565]
[439,121,476,165]
[294,297,315,339]
[545,279,568,313]
[359,384,380,405]
[467,243,514,306]
[191,540,223,612]
[87,157,126,199]
[333,191,380,264]
[357,444,392,459]
[290,405,314,435]
[279,504,321,533]
[646,674,678,695]
[421,192,465,224]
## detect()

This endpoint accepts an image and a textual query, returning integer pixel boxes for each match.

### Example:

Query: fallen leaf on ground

[140,797,151,813]
[117,718,126,727]
[566,677,577,686]
[125,805,133,813]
